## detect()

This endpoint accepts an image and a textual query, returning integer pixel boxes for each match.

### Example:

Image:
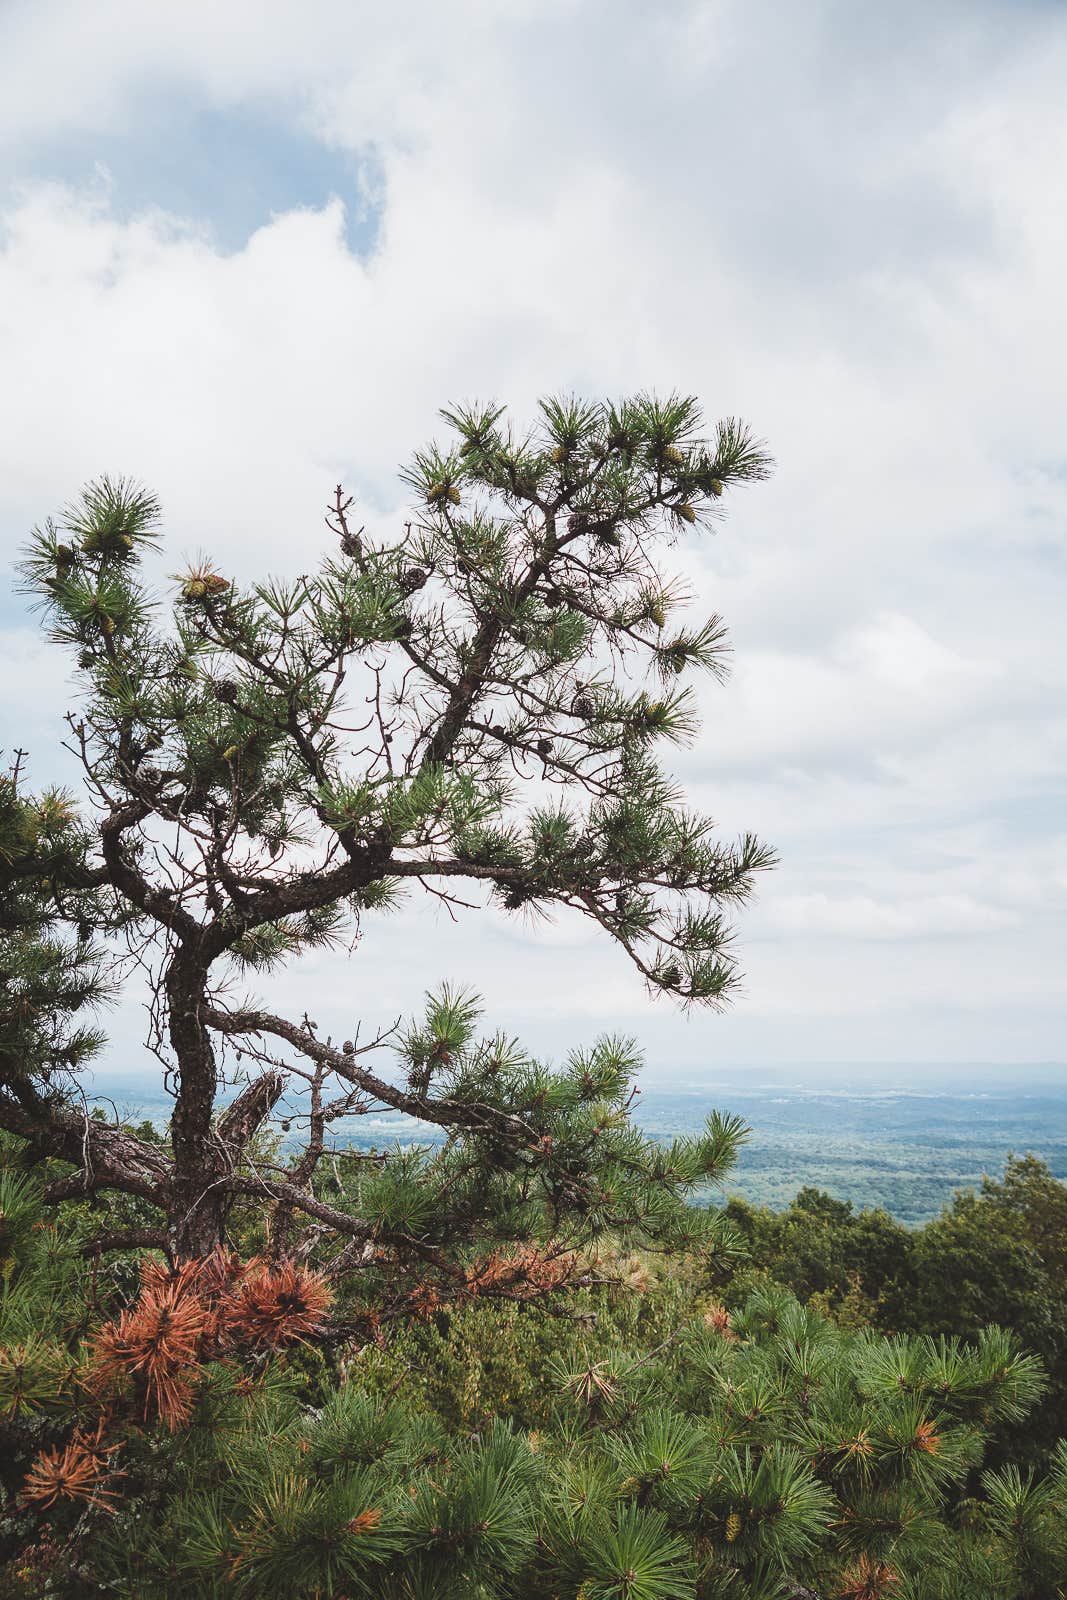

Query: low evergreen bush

[3,1162,1065,1599]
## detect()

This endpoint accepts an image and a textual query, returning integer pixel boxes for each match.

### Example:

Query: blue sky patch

[4,97,383,255]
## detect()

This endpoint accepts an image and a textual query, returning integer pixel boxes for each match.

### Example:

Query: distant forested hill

[93,1068,1067,1225]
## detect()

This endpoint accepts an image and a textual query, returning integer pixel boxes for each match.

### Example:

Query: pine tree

[3,394,773,1291]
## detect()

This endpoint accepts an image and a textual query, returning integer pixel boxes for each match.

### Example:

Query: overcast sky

[1,0,1064,1082]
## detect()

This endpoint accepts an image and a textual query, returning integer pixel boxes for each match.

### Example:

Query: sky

[0,0,1064,1083]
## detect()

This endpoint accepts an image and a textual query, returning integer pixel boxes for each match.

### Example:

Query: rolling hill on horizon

[91,1064,1067,1226]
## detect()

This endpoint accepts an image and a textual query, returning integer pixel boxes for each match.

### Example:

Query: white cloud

[0,0,1064,1070]
[764,891,1018,941]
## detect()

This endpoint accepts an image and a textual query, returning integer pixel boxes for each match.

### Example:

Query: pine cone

[213,680,238,704]
[426,483,460,508]
[536,737,552,759]
[570,691,594,719]
[181,571,230,604]
[399,566,429,595]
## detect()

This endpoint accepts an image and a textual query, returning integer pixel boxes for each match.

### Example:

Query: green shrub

[3,1175,1065,1600]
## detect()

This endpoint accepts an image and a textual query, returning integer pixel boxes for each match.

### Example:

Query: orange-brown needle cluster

[88,1250,332,1430]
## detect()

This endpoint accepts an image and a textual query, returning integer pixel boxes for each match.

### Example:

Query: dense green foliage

[725,1154,1067,1463]
[3,1148,1067,1600]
